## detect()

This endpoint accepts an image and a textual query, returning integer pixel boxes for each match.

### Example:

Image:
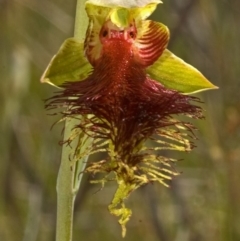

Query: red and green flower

[42,0,217,236]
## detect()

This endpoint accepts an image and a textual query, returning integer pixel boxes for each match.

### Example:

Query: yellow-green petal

[85,1,160,28]
[110,8,130,28]
[130,2,160,21]
[41,38,92,87]
[85,2,112,26]
[147,49,218,94]
[86,0,162,8]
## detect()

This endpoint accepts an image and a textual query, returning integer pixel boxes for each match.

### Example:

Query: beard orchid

[42,0,217,236]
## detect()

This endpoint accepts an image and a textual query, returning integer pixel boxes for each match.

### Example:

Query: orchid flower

[42,0,217,236]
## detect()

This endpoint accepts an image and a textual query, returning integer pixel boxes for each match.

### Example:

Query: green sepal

[41,38,92,87]
[147,49,218,94]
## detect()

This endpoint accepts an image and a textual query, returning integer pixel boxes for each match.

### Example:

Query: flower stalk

[55,1,88,241]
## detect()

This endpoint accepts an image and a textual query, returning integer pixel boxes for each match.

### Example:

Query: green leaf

[41,38,92,87]
[147,49,218,94]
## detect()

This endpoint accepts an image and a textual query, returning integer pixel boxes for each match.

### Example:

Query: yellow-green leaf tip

[147,49,218,94]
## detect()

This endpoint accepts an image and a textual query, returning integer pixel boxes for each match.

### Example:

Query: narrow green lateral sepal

[41,38,92,87]
[147,49,218,94]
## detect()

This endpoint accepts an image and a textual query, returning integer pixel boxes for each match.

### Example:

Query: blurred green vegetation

[1,0,240,240]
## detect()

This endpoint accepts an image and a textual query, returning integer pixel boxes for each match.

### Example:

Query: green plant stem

[56,1,88,241]
[74,0,88,42]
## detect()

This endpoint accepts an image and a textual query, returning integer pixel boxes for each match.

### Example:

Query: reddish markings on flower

[133,20,170,67]
[47,36,202,173]
[46,13,204,234]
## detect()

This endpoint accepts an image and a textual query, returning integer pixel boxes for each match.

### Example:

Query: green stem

[74,0,88,42]
[55,1,88,241]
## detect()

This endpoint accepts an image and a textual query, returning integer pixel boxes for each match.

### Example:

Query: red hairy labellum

[47,9,203,169]
[46,5,204,188]
[48,27,202,169]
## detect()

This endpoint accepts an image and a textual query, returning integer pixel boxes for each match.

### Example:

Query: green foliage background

[1,0,239,240]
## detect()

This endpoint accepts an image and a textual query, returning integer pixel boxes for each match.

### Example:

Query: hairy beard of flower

[48,38,203,188]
